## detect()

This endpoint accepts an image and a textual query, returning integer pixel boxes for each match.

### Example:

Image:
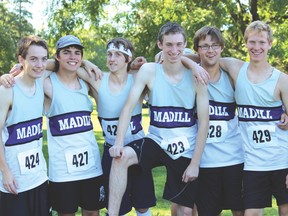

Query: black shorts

[243,168,288,209]
[49,176,106,214]
[196,164,244,216]
[102,143,156,215]
[128,138,198,208]
[0,181,50,216]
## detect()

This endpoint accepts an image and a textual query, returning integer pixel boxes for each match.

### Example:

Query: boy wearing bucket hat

[44,35,106,216]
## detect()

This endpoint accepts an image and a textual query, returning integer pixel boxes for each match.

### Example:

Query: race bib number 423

[161,136,190,160]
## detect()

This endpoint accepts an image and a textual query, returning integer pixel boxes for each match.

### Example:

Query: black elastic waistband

[104,142,113,148]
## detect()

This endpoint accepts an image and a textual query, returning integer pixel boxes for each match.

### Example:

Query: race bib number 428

[207,120,228,143]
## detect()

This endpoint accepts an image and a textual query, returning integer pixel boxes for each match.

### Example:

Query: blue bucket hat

[56,35,84,50]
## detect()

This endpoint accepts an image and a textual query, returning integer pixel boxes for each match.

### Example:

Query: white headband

[107,43,132,57]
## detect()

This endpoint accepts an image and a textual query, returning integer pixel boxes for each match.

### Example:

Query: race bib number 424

[17,147,43,175]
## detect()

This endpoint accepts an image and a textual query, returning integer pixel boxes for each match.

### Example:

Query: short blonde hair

[244,20,273,43]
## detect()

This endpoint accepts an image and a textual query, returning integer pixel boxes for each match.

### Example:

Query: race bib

[65,146,95,173]
[17,147,43,175]
[206,120,228,143]
[101,120,132,139]
[161,136,190,160]
[247,125,278,148]
[101,120,118,138]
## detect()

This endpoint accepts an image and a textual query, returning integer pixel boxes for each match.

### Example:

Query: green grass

[43,108,279,216]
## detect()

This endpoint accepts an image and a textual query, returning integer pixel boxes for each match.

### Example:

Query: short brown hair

[193,26,224,51]
[106,37,134,72]
[157,22,187,44]
[17,35,49,59]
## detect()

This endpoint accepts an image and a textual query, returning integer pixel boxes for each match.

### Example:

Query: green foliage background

[0,0,287,74]
[0,1,285,215]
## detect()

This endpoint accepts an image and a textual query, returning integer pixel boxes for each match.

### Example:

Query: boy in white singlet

[107,22,209,216]
[220,20,288,216]
[0,35,50,216]
[79,37,155,216]
[45,35,106,216]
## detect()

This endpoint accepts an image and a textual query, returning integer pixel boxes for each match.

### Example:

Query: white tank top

[235,62,288,171]
[200,69,244,167]
[97,73,144,145]
[46,73,102,182]
[1,80,47,193]
[147,64,197,160]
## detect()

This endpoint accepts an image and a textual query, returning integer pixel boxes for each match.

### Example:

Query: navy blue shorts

[0,181,50,216]
[243,168,288,209]
[128,137,198,208]
[102,142,156,215]
[49,176,106,214]
[196,164,244,215]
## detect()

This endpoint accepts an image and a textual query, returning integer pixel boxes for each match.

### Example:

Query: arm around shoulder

[192,83,209,165]
[220,57,244,82]
[279,73,288,112]
[0,86,13,117]
[133,62,156,90]
[111,63,155,152]
[0,87,17,194]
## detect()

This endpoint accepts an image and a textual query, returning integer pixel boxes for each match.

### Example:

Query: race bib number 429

[247,125,278,148]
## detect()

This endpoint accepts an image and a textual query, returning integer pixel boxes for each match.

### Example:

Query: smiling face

[105,38,133,73]
[18,45,48,79]
[106,50,128,73]
[56,46,82,72]
[157,33,186,64]
[245,30,272,63]
[197,35,223,69]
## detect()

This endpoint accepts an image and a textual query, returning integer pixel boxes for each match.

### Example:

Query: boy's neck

[15,74,36,96]
[56,70,81,90]
[249,60,271,73]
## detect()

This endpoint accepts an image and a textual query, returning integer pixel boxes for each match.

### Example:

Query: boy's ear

[55,53,60,61]
[18,55,24,65]
[128,56,132,63]
[157,40,163,49]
